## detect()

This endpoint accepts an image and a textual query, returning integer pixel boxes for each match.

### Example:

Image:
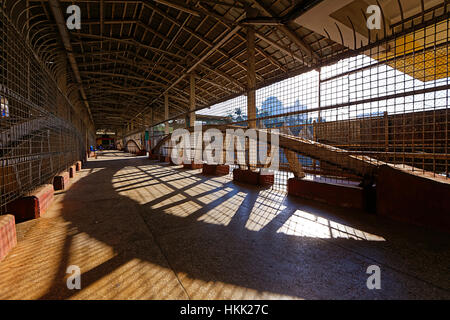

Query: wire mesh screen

[318,17,449,178]
[155,12,450,191]
[0,8,90,214]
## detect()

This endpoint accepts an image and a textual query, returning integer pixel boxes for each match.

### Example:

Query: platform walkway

[0,151,448,299]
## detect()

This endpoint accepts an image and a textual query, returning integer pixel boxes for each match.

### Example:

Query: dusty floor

[0,150,449,299]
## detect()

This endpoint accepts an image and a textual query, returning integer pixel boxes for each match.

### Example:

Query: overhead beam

[197,3,289,73]
[152,0,202,17]
[255,30,307,65]
[70,32,185,60]
[251,0,320,63]
[48,0,94,125]
[130,24,241,126]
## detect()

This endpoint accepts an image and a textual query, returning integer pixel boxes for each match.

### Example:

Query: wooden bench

[0,215,17,262]
[6,184,54,222]
[288,178,364,210]
[53,171,70,191]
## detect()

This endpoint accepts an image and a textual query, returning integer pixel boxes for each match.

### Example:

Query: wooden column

[245,9,258,170]
[247,9,258,129]
[164,92,169,135]
[189,73,196,128]
[149,108,153,149]
[384,111,389,161]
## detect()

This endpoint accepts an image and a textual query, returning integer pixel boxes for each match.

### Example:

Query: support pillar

[164,92,169,135]
[246,9,258,129]
[246,9,258,171]
[189,73,196,128]
[149,108,154,150]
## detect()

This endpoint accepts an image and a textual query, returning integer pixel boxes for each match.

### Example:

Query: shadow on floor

[8,151,450,299]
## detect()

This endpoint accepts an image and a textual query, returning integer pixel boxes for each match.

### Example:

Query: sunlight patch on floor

[245,190,288,231]
[196,187,233,205]
[70,258,181,299]
[277,210,385,241]
[163,200,203,218]
[198,192,246,226]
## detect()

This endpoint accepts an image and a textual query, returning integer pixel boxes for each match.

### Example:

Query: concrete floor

[0,150,449,299]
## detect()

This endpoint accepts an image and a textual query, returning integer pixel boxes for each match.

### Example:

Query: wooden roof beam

[250,0,321,63]
[152,0,202,17]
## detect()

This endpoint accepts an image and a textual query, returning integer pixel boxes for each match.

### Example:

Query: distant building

[258,97,316,167]
[258,96,285,128]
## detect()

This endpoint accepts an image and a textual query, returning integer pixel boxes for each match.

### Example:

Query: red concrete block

[0,215,17,262]
[232,168,243,182]
[7,197,39,222]
[216,165,230,176]
[6,184,54,222]
[259,173,274,187]
[376,164,450,232]
[76,161,82,171]
[288,178,364,210]
[69,165,76,178]
[202,164,230,176]
[183,163,191,169]
[233,169,260,185]
[183,162,203,170]
[53,172,70,191]
[202,164,217,175]
[192,163,203,169]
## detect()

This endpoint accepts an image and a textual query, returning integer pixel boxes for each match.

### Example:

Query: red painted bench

[233,168,274,187]
[134,150,146,156]
[259,173,274,187]
[53,171,70,191]
[183,161,203,170]
[377,164,450,232]
[216,165,230,176]
[202,164,217,175]
[202,164,230,176]
[69,165,76,178]
[6,184,54,222]
[288,178,364,210]
[233,168,259,185]
[0,215,17,262]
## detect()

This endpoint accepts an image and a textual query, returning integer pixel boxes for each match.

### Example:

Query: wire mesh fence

[0,6,93,214]
[153,9,450,191]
